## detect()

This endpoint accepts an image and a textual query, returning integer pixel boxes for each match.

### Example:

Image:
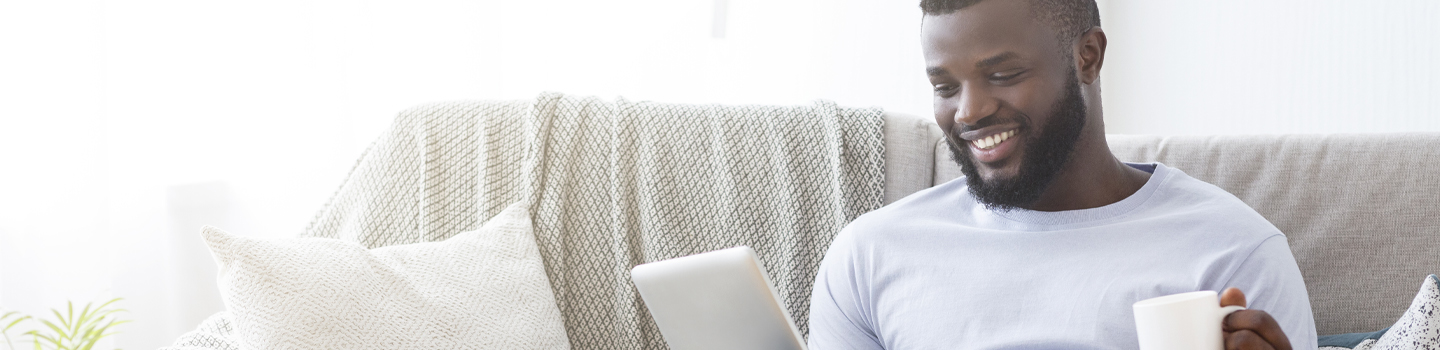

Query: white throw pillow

[204,203,570,350]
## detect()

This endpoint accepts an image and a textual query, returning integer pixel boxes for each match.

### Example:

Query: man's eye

[933,85,958,94]
[990,70,1024,81]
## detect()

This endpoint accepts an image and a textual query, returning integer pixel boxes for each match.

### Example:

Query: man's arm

[807,230,885,350]
[1218,235,1317,350]
[1221,288,1293,350]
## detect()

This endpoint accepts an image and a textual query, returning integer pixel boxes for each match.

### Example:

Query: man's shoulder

[836,163,1285,248]
[844,176,973,237]
[1145,164,1284,239]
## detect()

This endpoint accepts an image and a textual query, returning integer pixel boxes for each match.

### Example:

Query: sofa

[172,105,1439,348]
[880,111,1440,335]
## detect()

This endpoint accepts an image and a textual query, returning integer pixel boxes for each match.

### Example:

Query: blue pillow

[1318,327,1388,348]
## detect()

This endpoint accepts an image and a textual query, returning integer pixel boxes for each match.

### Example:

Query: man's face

[922,0,1088,210]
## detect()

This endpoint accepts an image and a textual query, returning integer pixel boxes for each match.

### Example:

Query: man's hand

[1219,288,1292,350]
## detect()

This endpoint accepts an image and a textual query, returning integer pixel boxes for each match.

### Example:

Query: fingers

[1224,310,1292,350]
[1225,329,1277,350]
[1220,287,1247,308]
[1218,289,1291,350]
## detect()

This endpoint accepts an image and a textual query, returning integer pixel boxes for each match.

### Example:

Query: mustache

[945,112,1033,140]
[954,118,1002,134]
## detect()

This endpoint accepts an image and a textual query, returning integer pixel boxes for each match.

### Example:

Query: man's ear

[1076,27,1107,85]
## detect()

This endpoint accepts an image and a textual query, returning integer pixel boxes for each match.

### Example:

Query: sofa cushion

[932,133,1440,334]
[203,203,570,349]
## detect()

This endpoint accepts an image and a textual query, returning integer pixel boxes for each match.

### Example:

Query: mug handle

[1217,305,1246,326]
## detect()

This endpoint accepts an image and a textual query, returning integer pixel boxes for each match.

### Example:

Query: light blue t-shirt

[807,163,1317,350]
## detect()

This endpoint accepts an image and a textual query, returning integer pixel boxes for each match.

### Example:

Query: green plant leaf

[90,300,120,313]
[48,309,68,333]
[77,329,100,350]
[65,301,75,331]
[15,299,127,350]
[5,314,31,332]
[86,310,123,326]
[74,302,93,337]
[78,324,99,343]
[26,330,61,348]
[96,320,130,337]
[37,318,66,341]
[3,311,32,350]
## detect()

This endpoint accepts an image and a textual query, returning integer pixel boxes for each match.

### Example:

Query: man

[807,0,1317,349]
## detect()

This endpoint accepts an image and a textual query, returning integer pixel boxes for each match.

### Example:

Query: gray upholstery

[880,112,1440,335]
[881,112,945,204]
[1099,134,1440,335]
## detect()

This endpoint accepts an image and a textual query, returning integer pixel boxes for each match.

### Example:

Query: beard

[946,72,1088,211]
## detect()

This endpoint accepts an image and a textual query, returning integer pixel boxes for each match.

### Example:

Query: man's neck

[1021,137,1151,212]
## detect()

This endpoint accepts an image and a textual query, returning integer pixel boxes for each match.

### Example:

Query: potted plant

[1,299,127,350]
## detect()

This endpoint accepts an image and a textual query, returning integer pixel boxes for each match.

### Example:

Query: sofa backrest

[913,123,1440,335]
[881,112,946,204]
[1096,133,1440,335]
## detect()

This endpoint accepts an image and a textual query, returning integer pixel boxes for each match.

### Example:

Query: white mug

[1132,290,1245,350]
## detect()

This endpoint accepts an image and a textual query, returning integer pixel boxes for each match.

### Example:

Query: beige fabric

[302,100,532,248]
[1317,275,1440,350]
[881,112,944,204]
[517,96,886,350]
[1368,275,1440,349]
[934,133,1440,334]
[273,94,886,350]
[164,312,237,350]
[170,95,886,350]
[191,204,569,350]
[933,138,965,187]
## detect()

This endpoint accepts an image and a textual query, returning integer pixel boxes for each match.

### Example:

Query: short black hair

[920,0,1101,51]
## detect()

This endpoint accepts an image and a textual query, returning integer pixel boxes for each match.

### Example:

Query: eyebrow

[976,52,1020,69]
[927,51,1022,77]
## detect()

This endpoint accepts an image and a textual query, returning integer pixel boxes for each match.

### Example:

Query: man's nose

[956,84,999,126]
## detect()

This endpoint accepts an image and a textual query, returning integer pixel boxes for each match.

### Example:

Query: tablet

[630,246,807,350]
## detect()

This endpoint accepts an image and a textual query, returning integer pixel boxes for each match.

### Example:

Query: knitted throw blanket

[166,93,886,350]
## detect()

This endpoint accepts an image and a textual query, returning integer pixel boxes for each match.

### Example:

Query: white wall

[0,1,928,349]
[1097,0,1440,135]
[2,1,1437,349]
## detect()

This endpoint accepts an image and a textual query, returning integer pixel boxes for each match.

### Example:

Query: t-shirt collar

[973,162,1170,229]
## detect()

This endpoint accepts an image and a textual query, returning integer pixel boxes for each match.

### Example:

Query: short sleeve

[1223,235,1318,350]
[807,229,886,350]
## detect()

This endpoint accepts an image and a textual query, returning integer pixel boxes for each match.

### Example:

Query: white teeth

[972,130,1017,150]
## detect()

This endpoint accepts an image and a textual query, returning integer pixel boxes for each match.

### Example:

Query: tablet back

[630,246,807,350]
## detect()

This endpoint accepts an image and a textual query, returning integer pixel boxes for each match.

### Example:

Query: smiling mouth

[971,130,1017,150]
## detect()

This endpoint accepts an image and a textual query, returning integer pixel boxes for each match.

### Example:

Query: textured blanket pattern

[164,312,238,350]
[166,93,885,350]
